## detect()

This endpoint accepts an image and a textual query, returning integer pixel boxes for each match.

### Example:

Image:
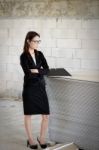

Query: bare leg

[24,115,37,145]
[38,115,49,144]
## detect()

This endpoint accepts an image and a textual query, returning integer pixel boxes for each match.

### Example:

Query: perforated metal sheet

[45,77,99,150]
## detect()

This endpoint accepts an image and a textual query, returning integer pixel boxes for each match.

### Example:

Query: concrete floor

[0,98,57,150]
[0,99,79,150]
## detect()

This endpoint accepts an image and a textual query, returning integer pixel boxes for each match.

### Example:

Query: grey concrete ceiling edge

[0,0,99,19]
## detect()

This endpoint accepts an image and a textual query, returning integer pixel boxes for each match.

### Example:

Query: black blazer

[20,49,49,85]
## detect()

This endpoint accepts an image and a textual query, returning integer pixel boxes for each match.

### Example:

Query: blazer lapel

[27,49,41,67]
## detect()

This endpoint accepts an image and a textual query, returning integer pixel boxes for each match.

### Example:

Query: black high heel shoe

[27,140,38,149]
[37,137,47,149]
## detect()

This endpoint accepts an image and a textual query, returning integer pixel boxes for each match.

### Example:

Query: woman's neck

[29,48,35,54]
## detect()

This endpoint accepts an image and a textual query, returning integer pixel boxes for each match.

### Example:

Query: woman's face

[27,36,41,50]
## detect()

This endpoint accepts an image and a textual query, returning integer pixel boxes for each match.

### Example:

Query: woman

[20,31,50,149]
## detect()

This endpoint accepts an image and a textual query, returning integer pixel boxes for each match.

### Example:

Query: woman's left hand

[30,69,39,73]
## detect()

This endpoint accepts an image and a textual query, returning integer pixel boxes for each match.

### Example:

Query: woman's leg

[24,115,37,145]
[39,115,49,144]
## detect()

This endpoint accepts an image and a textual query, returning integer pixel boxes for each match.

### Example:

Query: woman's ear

[27,39,29,44]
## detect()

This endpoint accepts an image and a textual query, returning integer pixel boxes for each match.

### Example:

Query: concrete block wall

[0,0,99,99]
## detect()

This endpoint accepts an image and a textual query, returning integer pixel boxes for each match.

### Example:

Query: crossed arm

[20,51,49,78]
[30,69,39,73]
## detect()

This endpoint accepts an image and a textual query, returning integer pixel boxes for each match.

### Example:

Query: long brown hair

[23,31,40,54]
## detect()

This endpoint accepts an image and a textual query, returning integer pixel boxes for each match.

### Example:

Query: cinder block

[0,72,13,81]
[8,46,23,55]
[0,80,6,97]
[56,58,73,68]
[6,81,23,90]
[82,20,99,29]
[32,18,56,29]
[0,29,8,38]
[57,19,81,29]
[40,29,52,39]
[72,59,81,70]
[51,29,76,38]
[0,80,6,90]
[0,19,13,28]
[77,29,99,39]
[39,48,52,57]
[57,39,81,48]
[6,80,23,98]
[56,58,81,70]
[82,40,99,49]
[81,59,99,70]
[47,57,56,68]
[0,46,9,54]
[40,38,56,47]
[75,49,99,59]
[12,38,24,46]
[6,64,22,74]
[13,19,34,28]
[0,64,6,72]
[51,48,73,58]
[0,54,19,64]
[9,28,29,39]
[0,37,12,46]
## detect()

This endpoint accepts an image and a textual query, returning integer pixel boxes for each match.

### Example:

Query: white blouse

[31,53,36,65]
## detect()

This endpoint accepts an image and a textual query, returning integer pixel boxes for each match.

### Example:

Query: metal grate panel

[45,77,99,150]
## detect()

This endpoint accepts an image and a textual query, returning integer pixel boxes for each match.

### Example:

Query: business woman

[20,31,50,149]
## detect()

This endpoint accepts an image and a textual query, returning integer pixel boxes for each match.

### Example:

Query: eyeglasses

[31,40,41,44]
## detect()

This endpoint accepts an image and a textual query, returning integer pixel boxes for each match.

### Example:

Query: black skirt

[22,78,50,115]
